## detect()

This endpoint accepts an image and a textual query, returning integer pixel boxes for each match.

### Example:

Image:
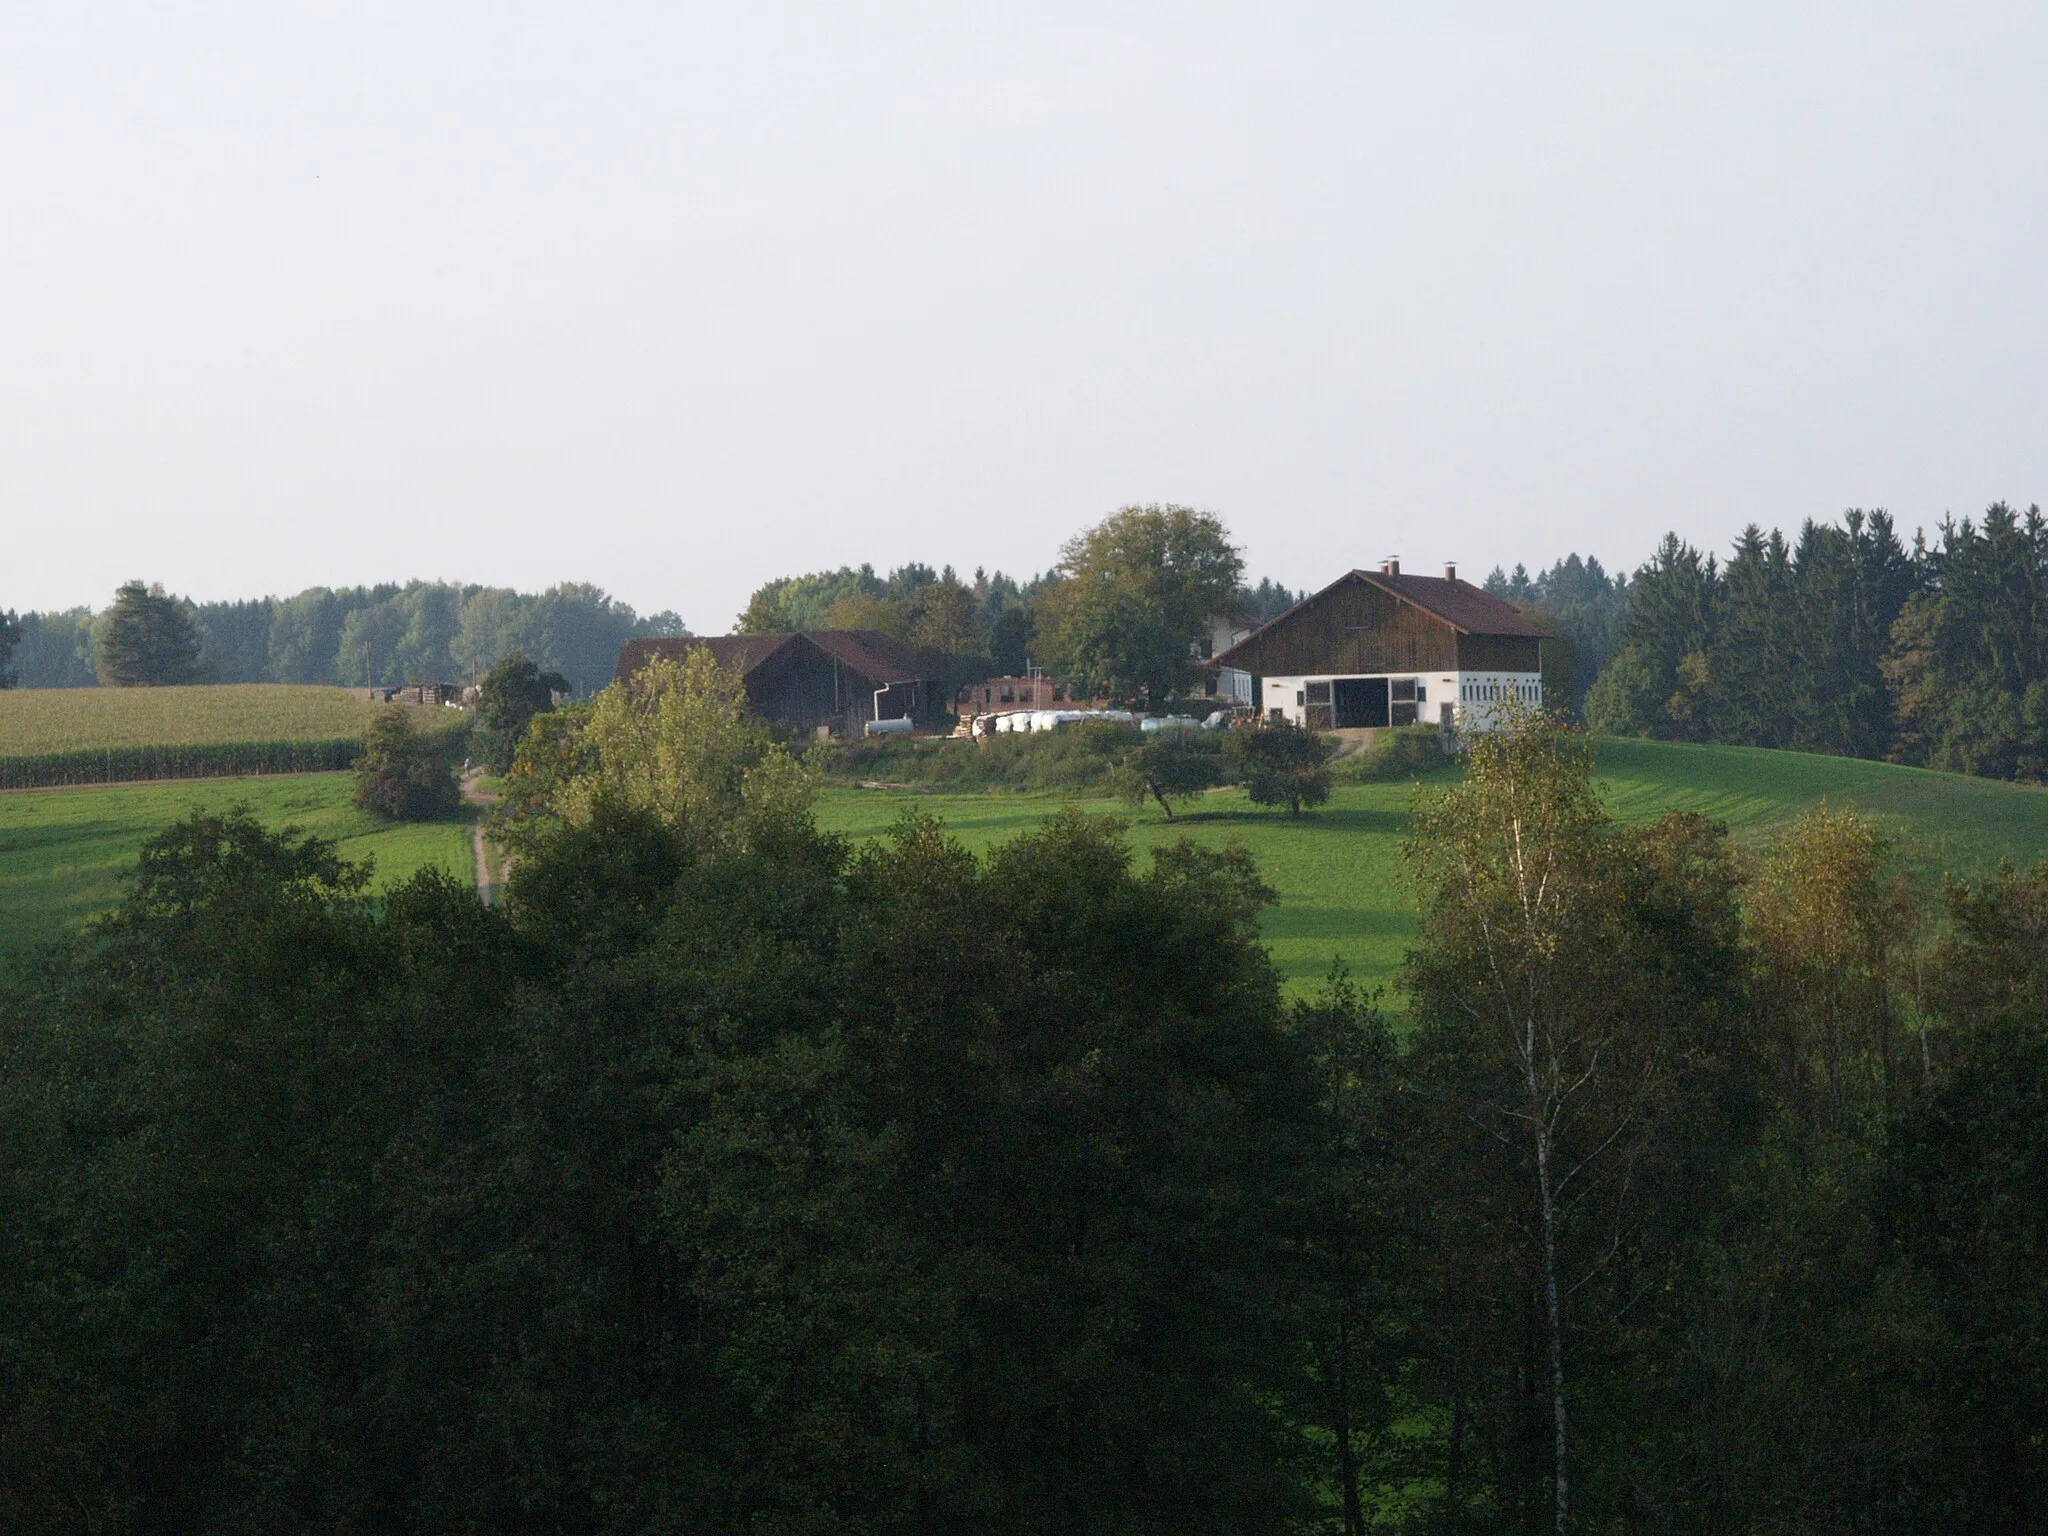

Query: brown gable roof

[1351,571,1552,638]
[1212,569,1549,670]
[612,630,928,689]
[801,629,924,684]
[613,634,798,686]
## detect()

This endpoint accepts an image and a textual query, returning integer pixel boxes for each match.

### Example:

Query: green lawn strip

[818,738,2048,1004]
[816,779,1431,999]
[0,774,475,956]
[1592,736,2048,880]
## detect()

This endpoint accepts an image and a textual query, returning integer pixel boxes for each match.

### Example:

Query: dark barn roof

[1352,571,1551,638]
[1213,570,1547,672]
[613,630,925,689]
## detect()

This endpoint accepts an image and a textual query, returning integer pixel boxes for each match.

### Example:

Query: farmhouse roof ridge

[613,629,926,689]
[1211,568,1549,671]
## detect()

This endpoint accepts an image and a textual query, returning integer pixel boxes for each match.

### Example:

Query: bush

[353,709,462,821]
[826,720,1147,794]
[1227,718,1334,815]
[1334,723,1454,783]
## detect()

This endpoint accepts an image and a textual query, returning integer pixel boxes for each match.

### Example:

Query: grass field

[4,734,2044,992]
[0,684,423,754]
[0,774,475,958]
[817,736,2048,1000]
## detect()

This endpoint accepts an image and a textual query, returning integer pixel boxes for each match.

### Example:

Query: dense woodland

[1,658,2040,1533]
[1,580,683,696]
[1499,503,2048,782]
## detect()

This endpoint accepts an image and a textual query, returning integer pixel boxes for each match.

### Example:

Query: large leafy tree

[472,650,568,774]
[1038,505,1244,705]
[93,579,202,686]
[0,608,17,687]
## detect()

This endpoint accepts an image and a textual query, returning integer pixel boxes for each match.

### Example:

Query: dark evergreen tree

[1706,524,1795,746]
[1884,503,2048,778]
[0,608,17,688]
[1584,535,1717,738]
[93,579,201,686]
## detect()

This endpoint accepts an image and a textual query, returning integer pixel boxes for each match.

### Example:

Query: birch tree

[1404,708,1738,1533]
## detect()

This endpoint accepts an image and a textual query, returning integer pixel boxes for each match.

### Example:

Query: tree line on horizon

[0,579,685,697]
[1579,505,2048,781]
[11,495,2043,784]
[733,515,1302,709]
[0,676,2040,1532]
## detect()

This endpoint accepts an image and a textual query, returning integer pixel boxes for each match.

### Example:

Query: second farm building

[1214,560,1548,732]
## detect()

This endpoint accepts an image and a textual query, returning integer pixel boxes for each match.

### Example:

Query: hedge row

[0,739,365,791]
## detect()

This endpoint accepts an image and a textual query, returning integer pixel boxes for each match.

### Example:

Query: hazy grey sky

[7,3,2045,630]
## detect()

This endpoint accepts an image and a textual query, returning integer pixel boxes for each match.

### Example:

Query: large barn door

[1332,676,1388,728]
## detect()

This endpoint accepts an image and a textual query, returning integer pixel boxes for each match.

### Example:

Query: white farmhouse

[1212,560,1550,733]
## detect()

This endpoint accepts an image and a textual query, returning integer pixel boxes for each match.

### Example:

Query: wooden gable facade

[614,631,933,737]
[1214,570,1545,679]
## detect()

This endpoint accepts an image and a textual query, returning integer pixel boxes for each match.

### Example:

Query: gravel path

[460,770,500,905]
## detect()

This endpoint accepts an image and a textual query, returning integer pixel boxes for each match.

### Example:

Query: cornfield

[0,685,470,790]
[0,740,367,790]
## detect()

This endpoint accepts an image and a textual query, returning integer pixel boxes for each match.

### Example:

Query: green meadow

[0,774,474,958]
[4,736,2045,990]
[818,736,2048,999]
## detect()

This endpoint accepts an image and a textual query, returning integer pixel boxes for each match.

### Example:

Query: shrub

[1228,718,1334,815]
[353,709,462,821]
[826,720,1147,794]
[1335,723,1454,783]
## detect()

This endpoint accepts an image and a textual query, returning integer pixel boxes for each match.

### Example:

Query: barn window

[1305,681,1331,704]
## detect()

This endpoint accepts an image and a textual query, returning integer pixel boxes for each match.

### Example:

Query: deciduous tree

[1228,718,1333,815]
[1038,505,1243,705]
[473,650,568,774]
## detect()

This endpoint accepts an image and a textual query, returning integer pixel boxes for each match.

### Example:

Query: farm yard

[0,773,475,957]
[0,683,469,789]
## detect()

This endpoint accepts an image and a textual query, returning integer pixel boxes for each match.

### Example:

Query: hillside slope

[817,736,2048,998]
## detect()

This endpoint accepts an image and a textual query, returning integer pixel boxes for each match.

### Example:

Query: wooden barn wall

[746,643,861,729]
[1455,634,1541,671]
[1231,579,1460,675]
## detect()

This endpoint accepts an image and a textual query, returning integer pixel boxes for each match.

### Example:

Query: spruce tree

[95,580,201,686]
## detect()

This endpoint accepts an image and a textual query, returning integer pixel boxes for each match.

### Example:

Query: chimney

[1381,556,1400,576]
[1444,562,1457,582]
